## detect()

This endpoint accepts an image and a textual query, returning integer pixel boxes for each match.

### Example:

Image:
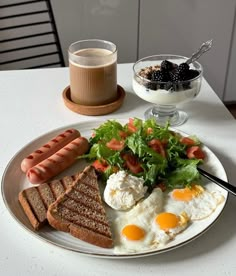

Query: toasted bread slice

[47,165,113,248]
[18,174,79,230]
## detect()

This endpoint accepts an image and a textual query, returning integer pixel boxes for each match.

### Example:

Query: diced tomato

[106,138,125,151]
[160,139,168,147]
[186,146,205,160]
[92,159,109,172]
[156,182,167,192]
[127,118,137,133]
[148,139,166,158]
[180,137,196,146]
[146,127,153,134]
[122,153,143,174]
[119,130,128,139]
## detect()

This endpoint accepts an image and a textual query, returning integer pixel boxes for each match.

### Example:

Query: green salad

[81,118,205,191]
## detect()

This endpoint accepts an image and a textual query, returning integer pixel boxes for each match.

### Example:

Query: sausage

[21,129,80,173]
[26,136,89,184]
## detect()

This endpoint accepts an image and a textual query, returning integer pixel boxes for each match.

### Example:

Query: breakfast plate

[1,120,228,258]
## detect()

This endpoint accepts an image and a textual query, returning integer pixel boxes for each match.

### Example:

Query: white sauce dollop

[104,170,147,210]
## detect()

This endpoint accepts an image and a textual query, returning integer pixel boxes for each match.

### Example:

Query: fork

[198,167,236,196]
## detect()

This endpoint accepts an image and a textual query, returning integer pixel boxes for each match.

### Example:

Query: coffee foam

[69,48,116,68]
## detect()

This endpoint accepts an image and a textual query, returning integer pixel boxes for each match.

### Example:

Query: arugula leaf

[143,119,170,140]
[83,118,204,190]
[126,133,147,157]
[166,135,186,160]
[106,152,124,167]
[82,143,114,160]
[90,120,124,144]
[126,130,168,189]
[166,163,201,189]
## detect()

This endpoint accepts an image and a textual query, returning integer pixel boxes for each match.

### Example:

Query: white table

[1,64,236,276]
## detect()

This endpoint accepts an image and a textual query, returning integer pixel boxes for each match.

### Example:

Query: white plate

[1,120,228,258]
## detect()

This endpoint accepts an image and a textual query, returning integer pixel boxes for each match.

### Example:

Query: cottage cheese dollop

[103,170,147,210]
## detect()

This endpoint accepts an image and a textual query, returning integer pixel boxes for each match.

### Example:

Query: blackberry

[181,69,199,90]
[160,60,176,71]
[172,83,180,91]
[187,69,200,80]
[170,69,189,90]
[170,69,187,82]
[170,72,181,91]
[146,82,157,90]
[177,68,190,81]
[178,62,190,74]
[151,70,162,81]
[163,82,173,91]
[170,71,180,82]
[151,70,170,82]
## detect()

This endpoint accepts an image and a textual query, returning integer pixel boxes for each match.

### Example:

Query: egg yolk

[155,212,179,231]
[121,224,145,241]
[172,185,204,202]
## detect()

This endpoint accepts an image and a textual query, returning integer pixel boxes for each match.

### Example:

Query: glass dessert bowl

[132,54,203,126]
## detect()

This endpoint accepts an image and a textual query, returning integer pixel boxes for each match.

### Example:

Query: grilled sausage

[21,129,80,173]
[26,137,89,184]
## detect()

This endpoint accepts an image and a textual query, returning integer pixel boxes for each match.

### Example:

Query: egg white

[112,188,165,253]
[164,186,225,221]
[112,188,189,253]
[110,183,224,254]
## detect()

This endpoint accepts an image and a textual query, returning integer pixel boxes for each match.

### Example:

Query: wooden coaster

[62,85,126,116]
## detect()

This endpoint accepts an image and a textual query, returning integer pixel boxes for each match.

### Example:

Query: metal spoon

[198,167,236,196]
[186,39,213,65]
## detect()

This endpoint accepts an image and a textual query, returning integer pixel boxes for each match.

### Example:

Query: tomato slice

[156,182,167,192]
[127,118,137,133]
[119,130,128,139]
[180,137,196,146]
[186,146,205,160]
[146,127,153,134]
[161,139,168,147]
[92,159,109,172]
[106,138,125,151]
[122,153,143,174]
[148,139,166,158]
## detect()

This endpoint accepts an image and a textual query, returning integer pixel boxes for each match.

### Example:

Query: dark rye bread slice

[18,173,79,230]
[47,165,113,248]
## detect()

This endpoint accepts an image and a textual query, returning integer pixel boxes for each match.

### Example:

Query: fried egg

[154,211,189,238]
[112,188,189,253]
[164,185,225,220]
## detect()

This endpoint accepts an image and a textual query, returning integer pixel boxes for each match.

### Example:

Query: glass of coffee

[68,39,117,106]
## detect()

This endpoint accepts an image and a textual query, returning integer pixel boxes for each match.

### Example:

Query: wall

[224,5,236,102]
[1,0,236,102]
[51,0,236,102]
[50,0,139,63]
[138,0,235,102]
